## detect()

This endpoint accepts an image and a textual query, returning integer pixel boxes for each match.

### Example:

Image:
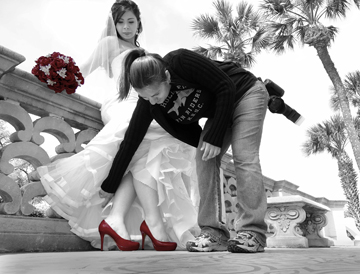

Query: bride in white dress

[36,0,199,251]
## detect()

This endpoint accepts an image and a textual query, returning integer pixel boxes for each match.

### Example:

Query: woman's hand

[200,142,221,161]
[99,189,114,208]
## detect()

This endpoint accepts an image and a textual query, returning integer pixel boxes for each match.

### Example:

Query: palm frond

[260,0,295,17]
[251,26,274,53]
[303,124,327,156]
[192,0,271,65]
[240,51,257,67]
[353,0,360,8]
[236,1,254,24]
[344,71,360,95]
[330,70,360,111]
[325,0,351,19]
[213,0,233,25]
[270,21,298,54]
[302,113,348,158]
[326,25,338,42]
[192,14,220,39]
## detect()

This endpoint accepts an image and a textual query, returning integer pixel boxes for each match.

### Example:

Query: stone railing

[0,46,102,216]
[0,46,103,252]
[0,45,355,253]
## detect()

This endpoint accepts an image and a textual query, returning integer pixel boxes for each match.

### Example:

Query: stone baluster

[299,210,333,247]
[0,99,102,216]
[265,195,334,248]
[266,204,308,247]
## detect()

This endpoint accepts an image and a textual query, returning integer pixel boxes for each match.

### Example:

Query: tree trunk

[315,44,360,174]
[337,152,360,231]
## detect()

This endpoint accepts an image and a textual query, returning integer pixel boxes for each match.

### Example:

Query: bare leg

[105,173,136,240]
[133,179,168,242]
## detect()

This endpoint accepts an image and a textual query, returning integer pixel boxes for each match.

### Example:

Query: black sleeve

[101,99,153,193]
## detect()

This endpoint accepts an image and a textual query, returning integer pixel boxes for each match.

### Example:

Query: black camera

[262,79,304,125]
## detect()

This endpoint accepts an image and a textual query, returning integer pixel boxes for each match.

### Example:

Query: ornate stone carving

[300,212,327,236]
[266,206,305,235]
[0,173,21,214]
[0,142,50,175]
[74,128,99,153]
[0,101,33,142]
[32,116,76,153]
[299,211,333,247]
[265,205,308,248]
[21,181,47,215]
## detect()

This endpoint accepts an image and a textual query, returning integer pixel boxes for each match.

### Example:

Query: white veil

[76,0,146,124]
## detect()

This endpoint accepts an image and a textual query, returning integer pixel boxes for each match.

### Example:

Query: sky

[1,0,360,200]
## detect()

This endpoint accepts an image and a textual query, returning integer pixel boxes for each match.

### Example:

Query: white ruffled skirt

[37,94,200,250]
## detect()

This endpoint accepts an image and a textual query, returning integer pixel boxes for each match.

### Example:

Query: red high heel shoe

[98,220,139,251]
[140,221,177,251]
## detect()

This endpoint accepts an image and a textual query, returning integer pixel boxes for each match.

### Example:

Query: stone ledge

[0,45,26,78]
[267,195,331,212]
[0,215,95,253]
[0,70,103,130]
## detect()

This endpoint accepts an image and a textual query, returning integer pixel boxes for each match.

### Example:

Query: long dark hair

[119,48,167,99]
[109,0,143,46]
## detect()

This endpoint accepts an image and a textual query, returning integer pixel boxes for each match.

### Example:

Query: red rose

[73,65,80,73]
[67,56,74,63]
[31,65,40,76]
[66,62,78,73]
[48,81,64,93]
[65,88,76,94]
[65,72,75,83]
[50,58,65,71]
[51,52,61,59]
[37,71,48,83]
[37,56,51,66]
[66,83,78,94]
[48,69,58,80]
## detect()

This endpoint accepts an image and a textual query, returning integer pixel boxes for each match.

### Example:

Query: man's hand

[99,189,114,208]
[200,142,221,161]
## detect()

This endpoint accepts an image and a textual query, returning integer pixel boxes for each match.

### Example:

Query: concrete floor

[1,247,360,274]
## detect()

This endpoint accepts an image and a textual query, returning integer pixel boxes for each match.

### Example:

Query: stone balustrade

[265,195,333,248]
[0,45,355,253]
[0,46,102,218]
[0,45,104,252]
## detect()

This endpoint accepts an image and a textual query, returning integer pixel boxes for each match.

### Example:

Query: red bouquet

[31,52,84,94]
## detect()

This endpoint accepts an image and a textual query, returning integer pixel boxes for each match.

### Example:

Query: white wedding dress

[37,52,199,250]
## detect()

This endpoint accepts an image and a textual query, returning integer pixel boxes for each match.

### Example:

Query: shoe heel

[141,232,146,250]
[98,220,139,251]
[139,221,177,251]
[99,231,105,251]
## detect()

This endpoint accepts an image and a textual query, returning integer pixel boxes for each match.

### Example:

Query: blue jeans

[195,80,269,245]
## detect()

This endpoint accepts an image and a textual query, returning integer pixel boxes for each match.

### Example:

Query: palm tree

[331,71,360,117]
[303,114,360,231]
[260,0,360,172]
[191,0,273,68]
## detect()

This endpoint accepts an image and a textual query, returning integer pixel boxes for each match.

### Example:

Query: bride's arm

[79,36,119,78]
